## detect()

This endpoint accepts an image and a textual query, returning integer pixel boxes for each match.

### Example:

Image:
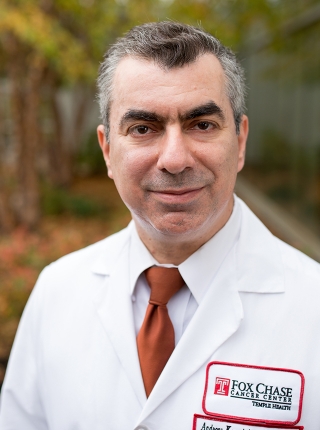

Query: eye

[194,121,215,131]
[129,125,152,135]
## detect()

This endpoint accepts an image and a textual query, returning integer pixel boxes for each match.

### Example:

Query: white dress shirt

[129,197,241,345]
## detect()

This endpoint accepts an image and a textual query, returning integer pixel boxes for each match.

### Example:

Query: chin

[150,214,208,238]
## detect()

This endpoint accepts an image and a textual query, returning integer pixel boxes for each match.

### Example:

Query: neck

[133,199,234,265]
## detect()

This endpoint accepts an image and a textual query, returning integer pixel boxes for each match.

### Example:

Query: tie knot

[145,267,185,306]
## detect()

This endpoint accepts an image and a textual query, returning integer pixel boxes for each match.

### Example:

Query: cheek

[201,141,237,172]
[110,147,153,190]
[203,143,239,190]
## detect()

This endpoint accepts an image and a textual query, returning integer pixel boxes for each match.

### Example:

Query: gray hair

[97,21,246,138]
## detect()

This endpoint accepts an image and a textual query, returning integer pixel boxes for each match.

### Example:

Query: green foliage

[0,0,318,95]
[0,2,94,81]
[41,184,105,217]
[77,131,107,175]
[0,0,289,84]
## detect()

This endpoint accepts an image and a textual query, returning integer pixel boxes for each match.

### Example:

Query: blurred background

[0,0,320,388]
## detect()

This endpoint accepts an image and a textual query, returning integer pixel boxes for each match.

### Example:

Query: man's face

[98,54,248,242]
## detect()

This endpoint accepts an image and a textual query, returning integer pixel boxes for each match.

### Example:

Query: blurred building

[237,2,320,260]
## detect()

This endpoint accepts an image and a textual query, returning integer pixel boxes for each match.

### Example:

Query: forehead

[110,53,231,120]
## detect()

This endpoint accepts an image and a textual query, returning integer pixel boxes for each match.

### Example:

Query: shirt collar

[128,196,241,302]
[129,223,178,295]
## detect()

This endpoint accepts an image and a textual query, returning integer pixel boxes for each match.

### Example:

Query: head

[97,21,246,140]
[96,22,248,263]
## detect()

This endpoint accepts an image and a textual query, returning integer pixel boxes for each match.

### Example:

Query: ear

[237,115,249,173]
[97,124,113,179]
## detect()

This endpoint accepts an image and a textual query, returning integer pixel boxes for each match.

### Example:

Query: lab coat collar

[90,225,131,276]
[90,197,285,295]
[236,197,285,294]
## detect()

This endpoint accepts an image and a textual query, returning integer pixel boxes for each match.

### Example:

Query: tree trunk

[72,86,92,147]
[46,77,72,187]
[0,79,15,232]
[20,59,43,228]
[0,185,15,233]
[7,37,43,230]
[46,83,93,186]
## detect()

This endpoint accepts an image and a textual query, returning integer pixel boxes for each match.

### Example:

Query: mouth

[150,187,204,203]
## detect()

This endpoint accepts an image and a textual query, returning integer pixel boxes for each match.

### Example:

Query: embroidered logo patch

[203,362,304,426]
[214,378,231,396]
[193,414,304,430]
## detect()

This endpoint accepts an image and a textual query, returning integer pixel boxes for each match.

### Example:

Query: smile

[150,187,204,204]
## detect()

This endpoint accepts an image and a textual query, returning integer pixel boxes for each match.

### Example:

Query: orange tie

[137,266,185,397]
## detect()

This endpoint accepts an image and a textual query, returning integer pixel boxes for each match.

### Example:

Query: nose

[156,127,195,174]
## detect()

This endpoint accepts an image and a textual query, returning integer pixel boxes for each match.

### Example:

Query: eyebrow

[120,110,165,128]
[180,101,225,122]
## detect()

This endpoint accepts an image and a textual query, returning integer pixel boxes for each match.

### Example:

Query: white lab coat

[1,197,320,429]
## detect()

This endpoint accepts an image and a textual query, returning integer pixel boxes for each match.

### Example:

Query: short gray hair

[97,21,246,138]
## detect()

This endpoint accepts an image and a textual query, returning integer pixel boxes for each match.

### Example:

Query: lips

[154,187,200,194]
[150,187,204,204]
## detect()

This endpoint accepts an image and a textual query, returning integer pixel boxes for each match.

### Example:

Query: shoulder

[276,237,320,287]
[35,224,131,290]
[51,224,129,268]
[236,196,320,294]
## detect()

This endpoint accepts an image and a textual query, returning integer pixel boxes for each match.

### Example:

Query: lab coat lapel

[139,247,243,422]
[92,229,147,408]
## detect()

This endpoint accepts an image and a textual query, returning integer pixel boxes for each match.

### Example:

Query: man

[0,21,320,429]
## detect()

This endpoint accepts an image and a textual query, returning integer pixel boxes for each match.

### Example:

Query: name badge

[203,362,304,426]
[193,414,304,430]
